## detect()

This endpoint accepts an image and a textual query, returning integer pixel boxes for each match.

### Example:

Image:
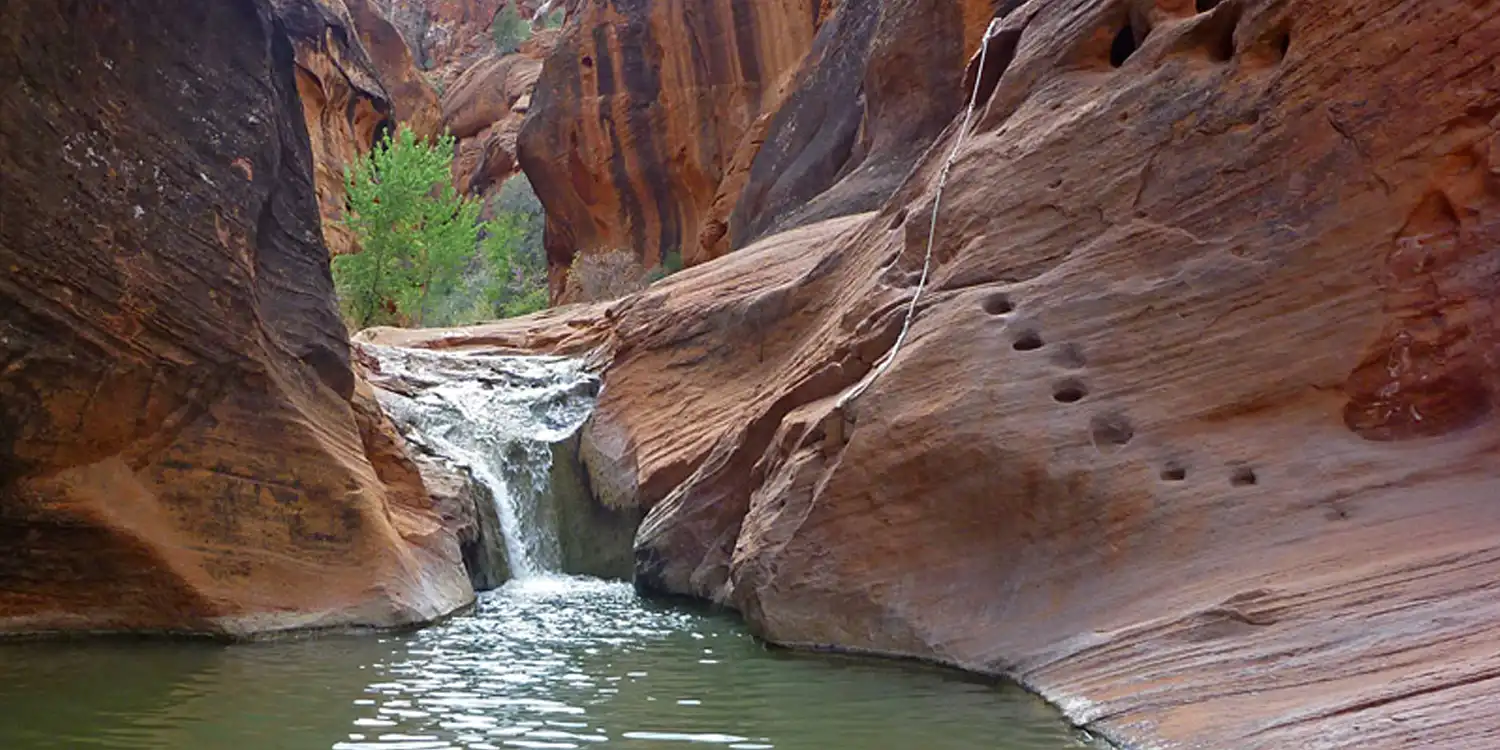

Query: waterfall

[360,343,599,579]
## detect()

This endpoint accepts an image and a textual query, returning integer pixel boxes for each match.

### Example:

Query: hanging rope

[836,17,1006,411]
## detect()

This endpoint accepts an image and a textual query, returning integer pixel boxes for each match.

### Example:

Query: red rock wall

[0,0,471,635]
[376,0,1500,746]
[372,0,549,88]
[517,0,820,298]
[278,0,446,257]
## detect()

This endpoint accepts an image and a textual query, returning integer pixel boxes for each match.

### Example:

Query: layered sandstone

[0,0,471,635]
[517,0,821,298]
[347,0,445,137]
[443,33,557,198]
[278,0,445,257]
[372,0,552,88]
[376,0,1500,747]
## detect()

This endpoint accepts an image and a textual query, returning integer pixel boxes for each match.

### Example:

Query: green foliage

[535,7,566,29]
[663,250,685,274]
[492,3,530,54]
[333,127,481,329]
[644,250,685,284]
[478,176,549,318]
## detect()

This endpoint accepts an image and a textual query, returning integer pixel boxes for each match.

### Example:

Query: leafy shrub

[535,7,566,29]
[643,250,684,284]
[334,127,481,329]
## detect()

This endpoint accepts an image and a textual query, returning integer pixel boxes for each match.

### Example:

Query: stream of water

[0,347,1097,750]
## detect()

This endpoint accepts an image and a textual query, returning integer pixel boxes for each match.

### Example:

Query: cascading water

[359,343,600,579]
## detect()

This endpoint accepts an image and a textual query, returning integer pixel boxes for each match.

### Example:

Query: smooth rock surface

[370,0,1500,746]
[443,39,555,198]
[277,0,399,257]
[517,0,821,298]
[0,0,472,636]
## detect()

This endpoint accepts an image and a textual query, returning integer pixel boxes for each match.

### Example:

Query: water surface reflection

[0,578,1092,749]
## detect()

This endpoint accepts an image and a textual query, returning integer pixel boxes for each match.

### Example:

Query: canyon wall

[279,0,443,257]
[517,0,824,297]
[0,0,472,636]
[381,0,1500,747]
[372,0,552,88]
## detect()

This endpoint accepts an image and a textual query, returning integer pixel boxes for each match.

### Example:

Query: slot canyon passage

[0,0,1497,749]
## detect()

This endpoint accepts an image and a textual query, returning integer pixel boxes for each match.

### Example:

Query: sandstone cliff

[278,0,443,257]
[0,0,472,635]
[443,32,558,202]
[373,0,551,88]
[374,0,1500,746]
[517,0,822,297]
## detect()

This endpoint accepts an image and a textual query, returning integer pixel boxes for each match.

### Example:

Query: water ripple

[0,577,1094,750]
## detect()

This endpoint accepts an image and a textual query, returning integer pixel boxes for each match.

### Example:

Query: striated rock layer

[517,0,821,297]
[278,0,443,257]
[443,32,558,200]
[0,0,472,636]
[372,0,552,88]
[378,0,1500,746]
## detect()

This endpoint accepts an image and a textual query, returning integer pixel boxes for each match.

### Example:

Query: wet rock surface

[0,0,472,636]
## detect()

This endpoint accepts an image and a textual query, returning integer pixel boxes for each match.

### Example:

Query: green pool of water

[0,577,1094,749]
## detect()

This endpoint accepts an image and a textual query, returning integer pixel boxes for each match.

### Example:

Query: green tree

[334,127,482,328]
[481,177,549,317]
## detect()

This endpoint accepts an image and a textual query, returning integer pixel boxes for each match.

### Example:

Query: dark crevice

[1110,22,1139,68]
[963,28,1024,112]
[1195,0,1221,11]
[1231,467,1258,486]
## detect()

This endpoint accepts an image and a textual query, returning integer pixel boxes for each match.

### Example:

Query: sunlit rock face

[373,0,1500,747]
[0,0,471,637]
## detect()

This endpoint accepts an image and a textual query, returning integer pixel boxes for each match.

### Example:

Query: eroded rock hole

[1231,467,1258,486]
[982,293,1014,315]
[1160,464,1187,482]
[1052,380,1087,403]
[1195,0,1220,11]
[582,55,594,69]
[1090,412,1134,447]
[1110,23,1139,68]
[1274,30,1291,59]
[888,208,908,231]
[1013,331,1044,351]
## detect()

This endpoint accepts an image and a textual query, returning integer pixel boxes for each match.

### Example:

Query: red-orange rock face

[442,34,556,197]
[517,0,821,298]
[371,0,550,88]
[278,0,445,257]
[0,0,471,635]
[347,0,445,138]
[383,0,1500,746]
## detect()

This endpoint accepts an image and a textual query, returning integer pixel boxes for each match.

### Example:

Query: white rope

[836,17,1005,411]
